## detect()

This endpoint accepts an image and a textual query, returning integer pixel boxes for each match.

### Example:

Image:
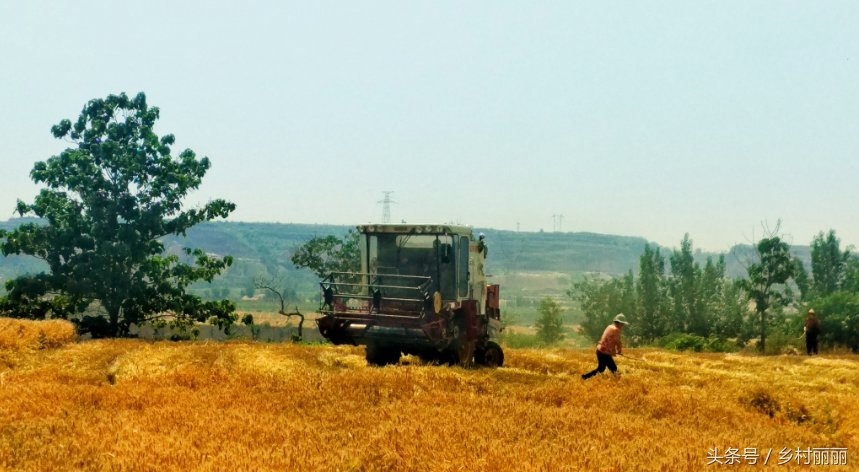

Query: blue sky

[1,1,857,252]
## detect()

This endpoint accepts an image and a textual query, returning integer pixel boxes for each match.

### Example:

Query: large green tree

[810,230,850,297]
[668,234,705,335]
[801,229,859,352]
[698,255,725,337]
[636,244,668,341]
[742,235,795,352]
[0,92,236,337]
[572,271,636,342]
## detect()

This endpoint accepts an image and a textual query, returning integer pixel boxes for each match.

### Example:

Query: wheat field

[0,319,856,471]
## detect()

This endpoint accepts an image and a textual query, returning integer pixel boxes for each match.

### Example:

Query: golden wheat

[0,328,855,471]
[0,318,76,351]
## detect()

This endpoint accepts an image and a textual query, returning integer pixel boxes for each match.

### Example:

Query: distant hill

[0,219,812,297]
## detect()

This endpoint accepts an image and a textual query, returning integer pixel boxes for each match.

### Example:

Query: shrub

[741,388,814,425]
[657,333,739,353]
[534,298,564,344]
[703,337,739,353]
[813,292,859,352]
[743,388,780,418]
[761,329,802,355]
[660,333,705,352]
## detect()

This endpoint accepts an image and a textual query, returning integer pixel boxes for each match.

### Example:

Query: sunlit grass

[0,321,856,471]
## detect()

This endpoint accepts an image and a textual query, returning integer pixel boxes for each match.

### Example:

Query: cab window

[458,236,469,297]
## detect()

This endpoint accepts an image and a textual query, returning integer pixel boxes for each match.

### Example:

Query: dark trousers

[806,336,818,355]
[582,350,617,379]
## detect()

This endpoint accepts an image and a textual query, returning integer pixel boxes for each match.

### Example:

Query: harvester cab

[317,224,503,367]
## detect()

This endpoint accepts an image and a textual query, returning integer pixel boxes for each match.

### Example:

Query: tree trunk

[759,310,767,353]
[108,305,121,338]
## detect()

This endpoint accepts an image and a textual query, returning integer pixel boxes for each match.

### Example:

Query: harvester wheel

[365,344,400,366]
[446,323,475,366]
[475,341,504,368]
[441,342,475,366]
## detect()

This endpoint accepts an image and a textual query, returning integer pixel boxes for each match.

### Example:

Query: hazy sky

[1,1,857,252]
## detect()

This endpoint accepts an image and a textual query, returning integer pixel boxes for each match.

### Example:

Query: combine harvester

[317,224,503,367]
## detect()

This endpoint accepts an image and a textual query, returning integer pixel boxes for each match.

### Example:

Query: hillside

[0,334,855,470]
[0,219,812,302]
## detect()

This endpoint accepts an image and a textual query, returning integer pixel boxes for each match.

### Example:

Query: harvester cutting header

[316,224,503,367]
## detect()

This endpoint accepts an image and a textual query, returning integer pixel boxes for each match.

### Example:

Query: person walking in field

[803,309,821,355]
[582,313,629,380]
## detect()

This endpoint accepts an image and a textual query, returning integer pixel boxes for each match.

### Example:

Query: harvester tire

[365,344,400,366]
[475,341,504,368]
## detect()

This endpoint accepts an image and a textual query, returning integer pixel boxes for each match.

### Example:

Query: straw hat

[613,313,629,325]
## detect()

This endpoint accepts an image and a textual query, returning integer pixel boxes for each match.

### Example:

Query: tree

[637,244,668,341]
[801,230,859,352]
[793,259,810,302]
[535,297,564,344]
[811,291,859,352]
[741,235,795,353]
[0,92,236,337]
[668,234,705,335]
[714,279,749,340]
[571,272,635,342]
[699,255,726,336]
[810,230,850,297]
[842,255,859,293]
[291,230,360,278]
[254,275,305,340]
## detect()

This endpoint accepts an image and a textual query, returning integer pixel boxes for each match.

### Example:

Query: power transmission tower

[551,214,564,232]
[377,191,396,224]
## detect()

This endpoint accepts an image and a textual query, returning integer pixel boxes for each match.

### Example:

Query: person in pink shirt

[582,313,629,380]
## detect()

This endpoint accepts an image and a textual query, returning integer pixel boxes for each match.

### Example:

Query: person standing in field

[803,309,821,355]
[582,313,629,380]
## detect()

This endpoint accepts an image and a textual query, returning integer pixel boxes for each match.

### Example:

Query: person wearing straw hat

[582,313,629,380]
[803,309,820,355]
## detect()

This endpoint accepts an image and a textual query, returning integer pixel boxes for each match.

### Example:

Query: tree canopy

[291,230,360,278]
[535,297,565,344]
[741,235,796,352]
[810,230,850,297]
[573,235,751,349]
[0,92,236,337]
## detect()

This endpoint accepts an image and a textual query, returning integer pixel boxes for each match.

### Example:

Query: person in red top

[582,313,629,380]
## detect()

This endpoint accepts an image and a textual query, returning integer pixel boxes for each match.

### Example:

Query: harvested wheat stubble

[0,339,855,471]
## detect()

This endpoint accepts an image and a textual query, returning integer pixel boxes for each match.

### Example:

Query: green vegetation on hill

[0,219,814,311]
[485,229,651,275]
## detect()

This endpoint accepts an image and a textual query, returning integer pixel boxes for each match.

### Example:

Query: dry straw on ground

[0,326,856,471]
[0,318,76,351]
